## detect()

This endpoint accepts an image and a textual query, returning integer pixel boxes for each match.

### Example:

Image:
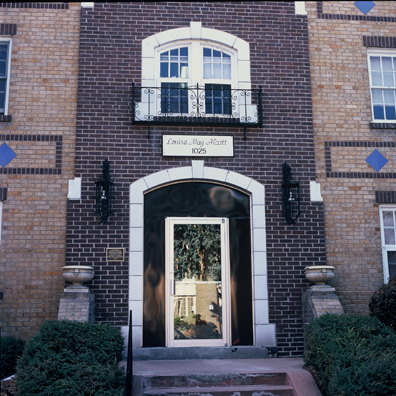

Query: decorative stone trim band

[0,115,12,122]
[317,1,396,23]
[0,134,62,175]
[0,24,17,36]
[0,187,7,201]
[370,122,396,130]
[375,191,396,204]
[325,141,396,179]
[363,36,396,49]
[0,3,69,9]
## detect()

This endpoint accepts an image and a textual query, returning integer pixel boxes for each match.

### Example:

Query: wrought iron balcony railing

[132,83,263,138]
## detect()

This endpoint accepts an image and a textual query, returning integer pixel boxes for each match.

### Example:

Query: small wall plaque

[106,248,125,262]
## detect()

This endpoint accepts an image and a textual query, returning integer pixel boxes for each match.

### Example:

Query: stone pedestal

[302,285,344,348]
[58,288,95,323]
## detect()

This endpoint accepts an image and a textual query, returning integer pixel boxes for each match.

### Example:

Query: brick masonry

[66,1,326,357]
[0,3,80,339]
[306,1,396,314]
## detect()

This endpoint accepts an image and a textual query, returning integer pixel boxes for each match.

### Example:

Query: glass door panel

[166,218,229,347]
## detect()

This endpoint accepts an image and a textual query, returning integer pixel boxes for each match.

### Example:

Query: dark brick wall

[67,1,326,357]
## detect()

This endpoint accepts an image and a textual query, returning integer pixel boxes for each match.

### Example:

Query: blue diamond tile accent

[0,142,17,167]
[366,149,388,172]
[354,1,375,15]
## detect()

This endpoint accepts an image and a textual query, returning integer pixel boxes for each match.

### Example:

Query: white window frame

[0,38,12,116]
[379,206,396,282]
[139,21,256,122]
[368,50,396,123]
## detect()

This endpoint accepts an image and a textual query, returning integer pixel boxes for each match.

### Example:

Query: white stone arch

[141,21,252,91]
[126,160,276,348]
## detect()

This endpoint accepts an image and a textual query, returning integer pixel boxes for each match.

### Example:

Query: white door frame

[165,217,230,347]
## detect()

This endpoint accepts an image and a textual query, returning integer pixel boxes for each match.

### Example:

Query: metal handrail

[132,83,263,139]
[124,310,133,396]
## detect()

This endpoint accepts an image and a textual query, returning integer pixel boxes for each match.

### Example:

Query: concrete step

[143,384,295,396]
[142,372,288,388]
[139,372,294,396]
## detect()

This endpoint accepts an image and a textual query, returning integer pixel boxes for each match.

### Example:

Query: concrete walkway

[121,358,323,396]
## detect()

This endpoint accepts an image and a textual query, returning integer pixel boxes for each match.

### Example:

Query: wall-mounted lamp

[282,162,300,225]
[95,159,114,224]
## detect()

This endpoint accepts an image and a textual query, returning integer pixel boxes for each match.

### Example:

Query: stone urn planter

[305,265,335,287]
[62,266,94,288]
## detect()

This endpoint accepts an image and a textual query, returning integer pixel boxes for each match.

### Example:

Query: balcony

[132,83,263,139]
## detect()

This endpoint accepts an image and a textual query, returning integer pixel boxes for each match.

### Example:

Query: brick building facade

[65,1,326,357]
[4,1,393,358]
[306,1,396,314]
[0,3,81,338]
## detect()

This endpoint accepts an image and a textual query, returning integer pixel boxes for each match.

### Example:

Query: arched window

[157,42,236,116]
[134,22,262,129]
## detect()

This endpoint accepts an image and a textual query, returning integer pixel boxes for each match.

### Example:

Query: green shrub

[369,275,396,330]
[16,320,125,396]
[1,336,26,379]
[304,314,396,396]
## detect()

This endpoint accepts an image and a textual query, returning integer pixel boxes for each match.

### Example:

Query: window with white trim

[379,206,396,282]
[157,42,235,116]
[0,39,11,115]
[134,22,262,128]
[368,51,396,122]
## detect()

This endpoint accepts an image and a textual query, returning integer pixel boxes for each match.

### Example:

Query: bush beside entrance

[304,314,396,396]
[16,320,125,396]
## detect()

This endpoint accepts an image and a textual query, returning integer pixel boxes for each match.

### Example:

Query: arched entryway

[127,161,276,349]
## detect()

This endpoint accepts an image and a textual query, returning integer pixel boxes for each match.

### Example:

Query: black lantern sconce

[95,159,114,224]
[282,162,300,225]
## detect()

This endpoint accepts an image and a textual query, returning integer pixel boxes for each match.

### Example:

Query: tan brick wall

[306,1,396,314]
[0,3,80,339]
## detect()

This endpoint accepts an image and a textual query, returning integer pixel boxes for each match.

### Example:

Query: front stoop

[139,372,294,395]
[125,358,323,396]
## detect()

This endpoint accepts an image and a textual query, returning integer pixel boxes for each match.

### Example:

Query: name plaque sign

[106,248,125,262]
[163,135,234,157]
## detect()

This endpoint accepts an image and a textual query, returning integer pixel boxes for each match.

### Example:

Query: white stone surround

[123,160,276,349]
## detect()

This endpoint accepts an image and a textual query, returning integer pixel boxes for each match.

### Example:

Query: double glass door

[165,217,230,347]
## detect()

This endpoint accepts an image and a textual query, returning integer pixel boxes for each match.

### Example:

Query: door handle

[171,278,176,296]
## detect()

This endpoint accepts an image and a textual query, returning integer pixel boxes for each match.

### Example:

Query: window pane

[388,251,396,264]
[390,264,396,278]
[213,50,221,60]
[385,106,396,120]
[0,62,6,78]
[180,47,188,59]
[0,44,7,60]
[223,64,231,79]
[383,72,395,87]
[170,49,178,62]
[384,228,395,245]
[382,57,393,71]
[383,211,394,227]
[384,90,395,104]
[0,93,4,111]
[160,62,168,78]
[180,64,188,78]
[372,89,383,104]
[203,63,211,79]
[160,51,169,61]
[0,80,5,91]
[223,53,231,64]
[213,63,221,79]
[374,105,384,120]
[170,63,178,78]
[370,56,381,70]
[372,71,383,86]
